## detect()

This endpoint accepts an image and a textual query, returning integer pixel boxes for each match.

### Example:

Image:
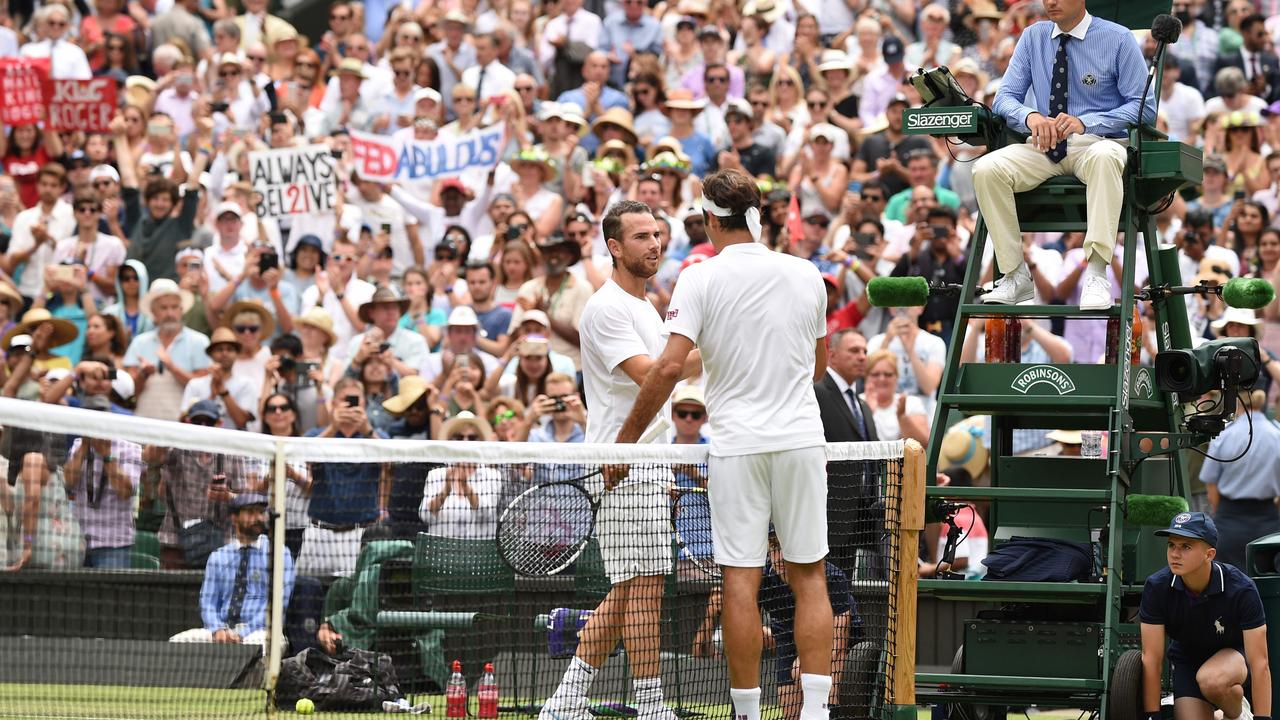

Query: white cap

[810,123,844,144]
[89,165,120,183]
[519,309,551,328]
[45,368,72,383]
[8,334,32,349]
[216,52,242,67]
[447,305,480,326]
[214,201,242,220]
[112,370,135,400]
[672,384,705,408]
[414,87,442,105]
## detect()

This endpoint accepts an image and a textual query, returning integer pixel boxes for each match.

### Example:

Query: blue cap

[186,399,221,422]
[882,37,905,63]
[230,493,269,512]
[1154,511,1218,547]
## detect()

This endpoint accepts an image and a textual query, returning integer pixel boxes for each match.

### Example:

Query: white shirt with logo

[663,242,827,457]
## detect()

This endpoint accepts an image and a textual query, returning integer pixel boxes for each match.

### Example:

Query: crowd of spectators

[0,0,1279,589]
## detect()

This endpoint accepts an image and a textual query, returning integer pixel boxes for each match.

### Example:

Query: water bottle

[477,662,499,719]
[446,660,468,718]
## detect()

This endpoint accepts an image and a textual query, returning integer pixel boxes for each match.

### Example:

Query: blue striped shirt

[199,536,295,634]
[993,14,1154,137]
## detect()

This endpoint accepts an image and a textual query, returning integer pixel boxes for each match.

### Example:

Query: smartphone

[49,265,75,284]
[552,395,568,413]
[330,149,344,159]
[269,112,288,125]
[106,369,117,381]
[187,259,203,271]
[1234,190,1247,200]
[258,251,279,274]
[380,223,392,235]
[455,355,471,369]
[210,100,230,113]
[377,341,391,354]
[344,394,360,407]
[931,225,948,240]
[147,121,172,137]
[209,474,227,490]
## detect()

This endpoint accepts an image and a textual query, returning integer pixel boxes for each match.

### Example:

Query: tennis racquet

[495,469,716,578]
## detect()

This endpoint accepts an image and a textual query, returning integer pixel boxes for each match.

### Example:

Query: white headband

[701,195,762,242]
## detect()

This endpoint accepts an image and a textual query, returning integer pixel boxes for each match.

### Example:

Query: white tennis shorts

[708,446,828,567]
[594,465,674,585]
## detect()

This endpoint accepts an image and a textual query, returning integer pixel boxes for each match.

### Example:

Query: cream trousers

[973,134,1128,274]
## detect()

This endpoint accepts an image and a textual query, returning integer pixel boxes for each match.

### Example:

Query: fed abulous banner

[348,125,504,183]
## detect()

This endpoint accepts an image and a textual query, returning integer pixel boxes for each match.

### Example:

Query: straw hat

[383,375,435,415]
[938,416,988,481]
[0,282,22,315]
[817,50,855,74]
[591,107,640,145]
[2,308,78,350]
[336,57,367,79]
[951,57,990,89]
[204,326,242,355]
[225,299,276,337]
[509,148,558,182]
[295,306,337,346]
[358,285,411,324]
[743,0,785,23]
[1211,307,1264,338]
[677,0,710,15]
[139,278,195,318]
[663,89,707,112]
[535,233,583,265]
[440,410,494,441]
[1194,257,1233,286]
[597,139,638,166]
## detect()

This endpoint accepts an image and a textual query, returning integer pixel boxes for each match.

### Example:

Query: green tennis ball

[296,698,315,714]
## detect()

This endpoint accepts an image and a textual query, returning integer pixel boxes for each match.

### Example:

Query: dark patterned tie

[845,388,869,439]
[1047,34,1070,163]
[226,546,252,628]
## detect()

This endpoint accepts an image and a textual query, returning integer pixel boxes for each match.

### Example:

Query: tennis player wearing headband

[613,169,835,720]
[540,201,701,720]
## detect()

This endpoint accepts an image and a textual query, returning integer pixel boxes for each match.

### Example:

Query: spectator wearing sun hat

[123,279,209,421]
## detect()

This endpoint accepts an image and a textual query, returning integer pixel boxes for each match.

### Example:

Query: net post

[889,439,925,716]
[266,437,287,708]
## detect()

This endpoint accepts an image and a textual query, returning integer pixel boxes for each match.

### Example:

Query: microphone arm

[1135,15,1182,175]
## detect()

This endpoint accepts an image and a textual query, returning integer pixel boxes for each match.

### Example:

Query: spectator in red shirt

[81,0,139,72]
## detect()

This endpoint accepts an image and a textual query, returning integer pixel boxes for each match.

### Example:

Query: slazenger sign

[904,110,976,133]
[1010,365,1077,395]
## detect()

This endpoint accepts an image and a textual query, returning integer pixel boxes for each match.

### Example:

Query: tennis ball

[296,698,315,714]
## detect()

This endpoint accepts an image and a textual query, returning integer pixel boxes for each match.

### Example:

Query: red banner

[0,58,50,127]
[44,78,117,133]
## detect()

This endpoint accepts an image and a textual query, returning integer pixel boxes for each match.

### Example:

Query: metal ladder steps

[915,673,1104,692]
[917,579,1107,603]
[926,487,1112,502]
[958,303,1122,318]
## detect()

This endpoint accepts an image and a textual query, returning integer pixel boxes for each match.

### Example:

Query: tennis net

[0,397,922,719]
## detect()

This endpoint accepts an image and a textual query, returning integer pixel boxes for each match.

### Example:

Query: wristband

[1253,716,1270,720]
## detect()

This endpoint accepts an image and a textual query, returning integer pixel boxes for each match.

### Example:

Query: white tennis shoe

[1078,274,1113,311]
[982,269,1033,305]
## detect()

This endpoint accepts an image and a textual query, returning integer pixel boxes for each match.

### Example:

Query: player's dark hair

[1184,209,1213,230]
[465,260,496,279]
[926,205,958,225]
[270,333,303,357]
[701,168,760,232]
[1241,13,1267,33]
[602,200,658,268]
[144,177,179,204]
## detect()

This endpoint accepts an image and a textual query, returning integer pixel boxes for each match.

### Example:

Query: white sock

[1007,262,1030,281]
[1084,253,1108,279]
[635,677,663,710]
[552,656,597,703]
[799,674,832,719]
[730,687,762,720]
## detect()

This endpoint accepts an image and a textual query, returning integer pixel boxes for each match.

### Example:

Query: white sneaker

[982,269,1033,305]
[1078,274,1114,311]
[540,695,591,720]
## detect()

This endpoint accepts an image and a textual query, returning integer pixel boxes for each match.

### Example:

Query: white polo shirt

[580,279,669,444]
[663,241,827,457]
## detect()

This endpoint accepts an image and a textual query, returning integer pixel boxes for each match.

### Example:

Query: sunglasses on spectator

[265,403,293,414]
[491,409,516,426]
[675,409,704,420]
[805,217,830,227]
[331,253,355,262]
[776,79,795,86]
[248,55,266,62]
[807,100,826,109]
[706,76,729,84]
[75,205,100,213]
[516,85,535,92]
[450,433,483,441]
[234,325,261,334]
[863,194,884,202]
[220,70,241,77]
[47,19,67,27]
[394,69,413,77]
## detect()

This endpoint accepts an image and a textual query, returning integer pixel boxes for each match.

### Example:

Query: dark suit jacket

[815,372,878,443]
[1210,50,1280,104]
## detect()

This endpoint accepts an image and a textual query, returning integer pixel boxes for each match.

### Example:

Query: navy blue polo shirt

[303,428,389,525]
[760,561,861,662]
[1139,562,1266,664]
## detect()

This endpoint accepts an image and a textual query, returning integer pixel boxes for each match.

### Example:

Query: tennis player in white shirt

[612,169,835,720]
[541,200,700,720]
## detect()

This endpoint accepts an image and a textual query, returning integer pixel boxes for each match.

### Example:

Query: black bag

[276,648,403,711]
[163,483,224,569]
